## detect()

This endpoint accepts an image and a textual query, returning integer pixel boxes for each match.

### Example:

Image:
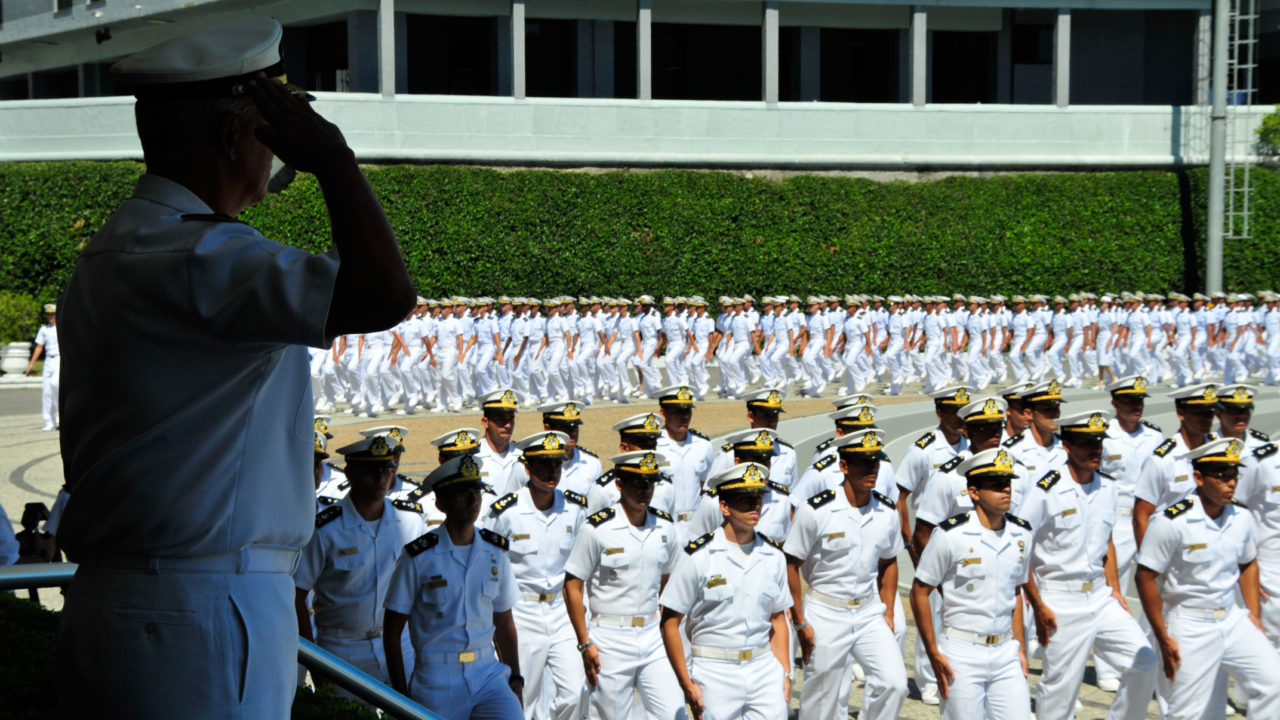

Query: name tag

[1025,466,1037,471]
[512,534,531,541]
[825,532,846,540]
[962,557,982,566]
[932,464,942,469]
[604,547,625,555]
[1061,508,1077,517]
[1188,543,1208,551]
[1271,486,1280,492]
[427,576,448,589]
[1106,455,1121,461]
[338,547,359,557]
[707,575,727,588]
[1175,475,1188,483]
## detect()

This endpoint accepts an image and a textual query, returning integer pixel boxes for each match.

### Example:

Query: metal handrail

[0,563,441,720]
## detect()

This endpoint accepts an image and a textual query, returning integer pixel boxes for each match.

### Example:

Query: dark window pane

[282,21,349,93]
[527,18,576,98]
[819,28,900,102]
[653,23,761,101]
[614,21,637,99]
[932,31,997,103]
[1012,25,1052,65]
[406,14,500,95]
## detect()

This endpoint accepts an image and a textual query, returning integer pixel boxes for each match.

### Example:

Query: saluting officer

[589,412,676,515]
[563,451,685,720]
[502,400,602,498]
[1019,410,1158,720]
[484,431,588,720]
[383,455,524,720]
[784,430,907,720]
[1133,383,1219,546]
[659,462,793,720]
[691,428,793,542]
[294,434,428,701]
[653,385,715,543]
[909,448,1034,720]
[1135,438,1280,719]
[475,389,525,495]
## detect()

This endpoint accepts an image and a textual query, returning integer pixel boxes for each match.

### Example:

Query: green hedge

[1,161,1276,303]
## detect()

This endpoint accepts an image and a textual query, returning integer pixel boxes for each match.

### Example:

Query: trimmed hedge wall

[1,161,1276,305]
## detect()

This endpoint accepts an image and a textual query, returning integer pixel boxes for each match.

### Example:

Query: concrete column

[395,12,409,94]
[763,1,779,103]
[638,0,652,100]
[996,9,1012,103]
[594,20,616,98]
[911,5,927,106]
[348,10,380,92]
[1053,8,1070,108]
[377,0,395,96]
[1195,8,1211,105]
[511,0,526,99]
[799,26,820,101]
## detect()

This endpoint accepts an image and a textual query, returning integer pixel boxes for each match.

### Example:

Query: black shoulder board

[939,455,964,473]
[766,480,790,496]
[721,442,733,452]
[915,432,936,449]
[1005,513,1031,530]
[940,513,970,531]
[491,492,519,515]
[1255,443,1278,460]
[1163,497,1194,518]
[1142,420,1162,433]
[1153,438,1176,458]
[1207,432,1220,441]
[777,439,794,448]
[587,507,616,527]
[579,447,598,458]
[180,212,241,223]
[317,495,339,506]
[1037,470,1061,491]
[406,486,428,502]
[808,489,836,509]
[759,534,783,550]
[392,499,423,514]
[1232,498,1247,508]
[658,471,673,484]
[338,480,350,491]
[648,507,673,522]
[814,455,836,471]
[404,532,439,556]
[1098,471,1115,481]
[1002,431,1025,448]
[815,437,833,452]
[479,528,509,550]
[1250,429,1271,442]
[872,490,894,507]
[316,505,342,527]
[596,469,616,486]
[563,490,587,507]
[685,532,715,555]
[689,428,709,440]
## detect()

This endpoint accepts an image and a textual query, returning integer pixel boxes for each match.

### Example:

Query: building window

[1070,10,1194,105]
[614,20,637,99]
[406,14,502,96]
[652,23,761,101]
[932,31,998,103]
[526,18,576,98]
[1011,19,1053,104]
[819,28,900,103]
[31,67,77,99]
[282,21,349,93]
[1,76,30,100]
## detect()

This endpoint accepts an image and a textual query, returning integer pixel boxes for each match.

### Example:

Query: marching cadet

[563,451,684,720]
[691,428,793,542]
[1133,383,1219,546]
[653,385,715,542]
[474,389,525,495]
[998,382,1033,442]
[1019,410,1158,720]
[794,403,899,504]
[784,430,907,720]
[1135,438,1280,719]
[896,385,973,563]
[383,455,524,719]
[24,303,60,431]
[659,462,793,720]
[1215,383,1270,451]
[909,448,1035,719]
[1002,380,1067,477]
[484,431,588,720]
[589,412,676,515]
[707,388,798,492]
[538,400,603,497]
[294,434,428,701]
[405,427,487,527]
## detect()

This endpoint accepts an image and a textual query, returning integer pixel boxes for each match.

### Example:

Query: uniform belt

[1116,507,1133,516]
[807,588,876,610]
[592,612,659,628]
[1039,577,1104,593]
[318,627,383,640]
[421,645,496,665]
[84,545,300,575]
[1170,606,1230,620]
[521,591,561,603]
[691,644,771,662]
[943,628,1012,646]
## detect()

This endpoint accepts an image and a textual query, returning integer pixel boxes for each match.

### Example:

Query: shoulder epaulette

[579,447,599,458]
[940,513,970,531]
[777,439,793,448]
[491,492,519,515]
[587,507,616,527]
[316,505,342,528]
[689,429,709,440]
[392,499,423,514]
[759,534,783,550]
[317,495,339,506]
[939,455,964,473]
[1255,443,1278,460]
[338,480,350,491]
[1142,420,1162,433]
[657,471,673,484]
[1153,438,1176,458]
[872,490,894,507]
[1037,470,1061,491]
[1250,429,1271,442]
[563,490,587,507]
[1098,471,1115,481]
[685,532,715,555]
[1005,513,1031,530]
[721,442,733,452]
[814,455,836,471]
[404,532,439,556]
[479,528,509,550]
[648,507,673,522]
[1164,498,1194,518]
[1207,432,1220,441]
[406,486,428,501]
[915,432,936,449]
[704,486,720,498]
[596,468,616,486]
[815,437,833,453]
[808,489,836,509]
[1002,431,1025,448]
[766,480,790,496]
[1232,498,1247,508]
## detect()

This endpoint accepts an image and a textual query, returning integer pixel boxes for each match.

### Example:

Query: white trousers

[724,342,751,394]
[41,355,60,428]
[799,596,906,720]
[665,342,688,387]
[411,650,523,720]
[688,344,710,397]
[690,652,787,720]
[317,632,415,706]
[588,621,685,720]
[1157,606,1280,720]
[513,599,586,720]
[637,341,662,394]
[937,635,1032,720]
[544,344,568,402]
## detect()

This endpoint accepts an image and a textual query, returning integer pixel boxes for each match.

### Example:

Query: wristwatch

[783,671,794,682]
[793,620,810,631]
[577,640,594,653]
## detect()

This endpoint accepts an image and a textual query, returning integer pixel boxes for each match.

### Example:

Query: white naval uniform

[383,527,523,720]
[897,429,969,512]
[294,497,427,693]
[1019,468,1157,720]
[657,430,715,542]
[564,506,684,720]
[476,439,525,498]
[1136,497,1280,720]
[688,479,794,546]
[659,528,792,720]
[483,488,588,720]
[1001,430,1066,480]
[784,488,907,720]
[1102,419,1165,577]
[587,469,676,517]
[914,512,1034,720]
[1235,442,1280,646]
[32,322,60,429]
[504,446,603,499]
[1134,433,1209,514]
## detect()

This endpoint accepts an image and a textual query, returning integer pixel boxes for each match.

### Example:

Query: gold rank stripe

[338,547,359,556]
[1175,475,1188,483]
[962,557,982,566]
[1061,508,1077,517]
[604,547,625,555]
[1188,543,1208,551]
[825,532,846,540]
[512,534,531,541]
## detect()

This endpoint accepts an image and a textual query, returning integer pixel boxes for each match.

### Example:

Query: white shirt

[1102,418,1165,509]
[34,323,59,358]
[1003,431,1066,476]
[483,488,586,596]
[1135,433,1205,512]
[783,488,902,601]
[897,428,969,496]
[504,446,603,498]
[475,439,523,498]
[1136,497,1256,611]
[914,513,1034,636]
[1234,443,1280,558]
[564,505,680,617]
[1018,469,1117,585]
[586,470,675,516]
[657,431,715,516]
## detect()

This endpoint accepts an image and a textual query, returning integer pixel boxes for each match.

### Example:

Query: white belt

[421,645,496,664]
[691,644,771,662]
[807,588,875,610]
[319,627,383,640]
[85,545,300,575]
[592,612,659,628]
[1170,606,1230,620]
[943,628,1013,646]
[521,591,562,603]
[1116,507,1133,516]
[1039,577,1104,593]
